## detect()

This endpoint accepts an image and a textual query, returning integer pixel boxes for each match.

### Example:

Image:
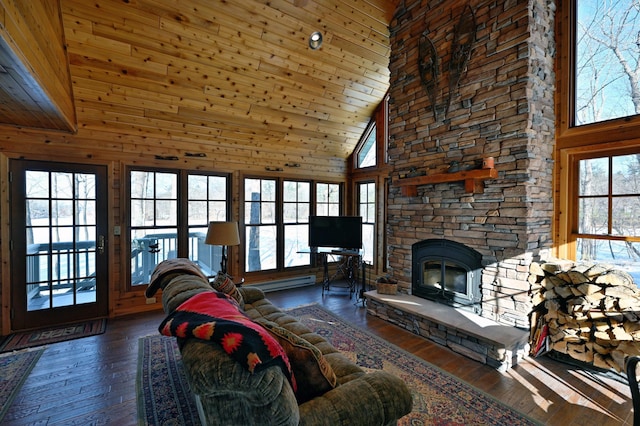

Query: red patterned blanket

[159,291,296,391]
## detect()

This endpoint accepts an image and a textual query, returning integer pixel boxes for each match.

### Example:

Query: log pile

[529,261,640,372]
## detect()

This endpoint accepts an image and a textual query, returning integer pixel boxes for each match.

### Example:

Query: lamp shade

[205,221,240,246]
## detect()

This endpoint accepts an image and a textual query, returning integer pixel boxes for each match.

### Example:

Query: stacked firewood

[529,261,640,372]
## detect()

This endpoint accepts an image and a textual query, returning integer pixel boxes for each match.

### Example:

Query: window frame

[569,1,640,128]
[357,181,376,265]
[355,121,377,169]
[126,166,231,290]
[560,146,640,256]
[352,94,389,170]
[315,182,342,216]
[282,179,311,269]
[350,94,389,272]
[556,1,640,143]
[554,1,640,262]
[241,176,343,277]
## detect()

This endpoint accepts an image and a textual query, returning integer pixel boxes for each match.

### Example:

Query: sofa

[147,259,413,426]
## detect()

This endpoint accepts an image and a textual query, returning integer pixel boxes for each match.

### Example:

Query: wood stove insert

[412,239,482,314]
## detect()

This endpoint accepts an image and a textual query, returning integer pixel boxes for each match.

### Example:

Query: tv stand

[318,250,361,298]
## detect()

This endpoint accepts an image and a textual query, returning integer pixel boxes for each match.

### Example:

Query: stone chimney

[386,0,556,328]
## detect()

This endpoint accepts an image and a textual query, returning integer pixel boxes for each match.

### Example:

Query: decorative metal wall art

[418,4,476,121]
[418,33,439,118]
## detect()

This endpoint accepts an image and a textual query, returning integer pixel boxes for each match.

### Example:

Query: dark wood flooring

[2,284,634,425]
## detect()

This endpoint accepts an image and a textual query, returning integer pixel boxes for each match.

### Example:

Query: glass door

[10,160,109,330]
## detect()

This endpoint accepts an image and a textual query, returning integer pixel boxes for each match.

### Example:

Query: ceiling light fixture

[309,32,323,50]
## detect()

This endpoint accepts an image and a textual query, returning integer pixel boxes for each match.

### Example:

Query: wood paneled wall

[0,0,397,333]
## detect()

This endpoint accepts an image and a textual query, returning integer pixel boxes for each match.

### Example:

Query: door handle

[97,235,105,254]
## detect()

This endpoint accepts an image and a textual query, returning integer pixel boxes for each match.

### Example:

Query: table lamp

[205,221,240,274]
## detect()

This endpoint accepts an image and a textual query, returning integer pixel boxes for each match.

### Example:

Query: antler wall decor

[418,4,476,121]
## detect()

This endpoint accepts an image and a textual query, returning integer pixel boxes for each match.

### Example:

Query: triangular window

[356,122,376,168]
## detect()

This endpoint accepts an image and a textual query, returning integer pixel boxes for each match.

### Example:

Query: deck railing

[26,232,220,295]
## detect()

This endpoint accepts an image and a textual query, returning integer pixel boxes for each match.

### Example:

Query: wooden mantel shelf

[395,168,498,196]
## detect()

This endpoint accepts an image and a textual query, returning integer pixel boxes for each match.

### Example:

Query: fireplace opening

[412,239,482,314]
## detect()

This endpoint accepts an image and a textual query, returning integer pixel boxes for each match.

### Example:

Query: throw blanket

[159,291,296,391]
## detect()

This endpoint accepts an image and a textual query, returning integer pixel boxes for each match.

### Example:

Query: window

[356,122,377,168]
[130,170,178,286]
[283,180,310,267]
[316,182,341,216]
[129,169,230,286]
[187,173,229,274]
[555,1,640,288]
[244,178,342,273]
[573,153,640,281]
[244,178,311,272]
[573,1,640,126]
[350,95,388,271]
[244,178,277,272]
[358,182,376,265]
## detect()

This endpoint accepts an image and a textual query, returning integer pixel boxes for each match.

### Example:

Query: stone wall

[386,0,556,328]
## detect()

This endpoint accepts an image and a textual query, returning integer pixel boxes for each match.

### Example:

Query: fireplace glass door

[422,260,468,296]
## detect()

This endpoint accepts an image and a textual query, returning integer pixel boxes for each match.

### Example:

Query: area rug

[137,305,541,425]
[291,304,540,425]
[0,319,107,353]
[137,334,201,426]
[0,348,44,422]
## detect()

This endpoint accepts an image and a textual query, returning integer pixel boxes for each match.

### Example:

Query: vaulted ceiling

[0,0,399,169]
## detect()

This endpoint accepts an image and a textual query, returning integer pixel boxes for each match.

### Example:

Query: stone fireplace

[412,239,482,314]
[364,0,556,369]
[381,0,556,329]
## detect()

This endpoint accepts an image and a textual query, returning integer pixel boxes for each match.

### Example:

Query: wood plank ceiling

[0,0,397,171]
[0,0,76,131]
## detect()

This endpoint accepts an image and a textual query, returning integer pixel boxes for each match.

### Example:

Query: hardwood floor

[3,284,634,425]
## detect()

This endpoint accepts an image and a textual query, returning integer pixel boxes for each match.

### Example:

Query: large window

[244,178,312,272]
[244,178,277,272]
[244,178,343,273]
[283,180,311,268]
[573,153,640,281]
[358,182,376,265]
[573,1,640,126]
[556,1,640,288]
[129,169,229,286]
[350,95,388,271]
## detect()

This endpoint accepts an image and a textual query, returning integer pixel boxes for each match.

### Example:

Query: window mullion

[607,157,613,236]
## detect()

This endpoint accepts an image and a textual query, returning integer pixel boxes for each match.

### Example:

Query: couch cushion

[256,319,338,403]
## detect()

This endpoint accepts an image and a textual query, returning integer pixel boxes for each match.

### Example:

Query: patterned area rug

[137,304,540,425]
[137,335,201,426]
[0,319,107,353]
[0,348,44,422]
[292,304,540,425]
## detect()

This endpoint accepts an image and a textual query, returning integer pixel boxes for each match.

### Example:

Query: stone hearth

[365,291,530,371]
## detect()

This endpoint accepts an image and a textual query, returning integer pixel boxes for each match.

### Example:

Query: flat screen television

[309,216,362,250]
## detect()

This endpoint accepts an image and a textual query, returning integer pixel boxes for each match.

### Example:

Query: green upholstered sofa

[151,260,413,426]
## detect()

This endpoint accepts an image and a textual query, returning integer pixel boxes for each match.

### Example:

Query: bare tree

[575,0,640,124]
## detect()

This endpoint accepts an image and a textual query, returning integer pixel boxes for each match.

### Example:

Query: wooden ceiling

[0,0,398,168]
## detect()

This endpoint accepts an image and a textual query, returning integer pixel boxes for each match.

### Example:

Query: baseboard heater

[252,274,317,292]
